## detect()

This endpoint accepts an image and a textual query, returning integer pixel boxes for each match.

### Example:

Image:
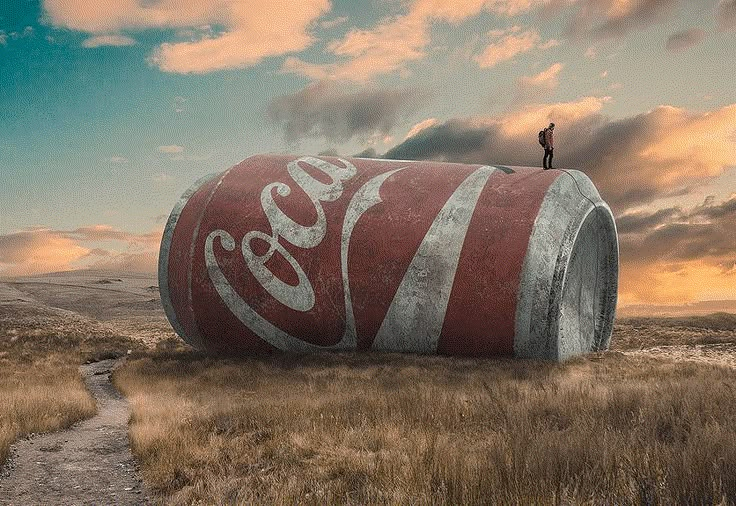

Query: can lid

[514,170,619,361]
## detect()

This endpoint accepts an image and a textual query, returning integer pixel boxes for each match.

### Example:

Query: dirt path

[0,359,147,505]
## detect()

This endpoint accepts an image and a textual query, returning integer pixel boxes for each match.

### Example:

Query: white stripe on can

[158,172,219,348]
[372,165,496,353]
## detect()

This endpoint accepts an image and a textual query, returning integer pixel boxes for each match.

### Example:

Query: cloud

[475,26,553,68]
[615,195,736,304]
[665,28,706,52]
[284,15,429,82]
[108,156,129,163]
[718,0,736,30]
[43,0,330,73]
[518,62,564,89]
[384,100,736,212]
[615,207,682,234]
[82,34,136,48]
[0,225,161,276]
[567,0,678,40]
[410,0,548,20]
[319,16,348,29]
[620,260,736,305]
[495,95,610,136]
[268,81,424,143]
[0,229,91,276]
[0,26,35,46]
[286,0,549,81]
[617,198,736,262]
[157,145,184,154]
[406,118,439,139]
[67,225,161,246]
[152,172,174,183]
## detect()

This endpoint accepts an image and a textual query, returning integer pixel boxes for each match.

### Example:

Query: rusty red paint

[162,154,561,356]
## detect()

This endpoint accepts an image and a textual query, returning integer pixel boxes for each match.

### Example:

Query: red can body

[160,154,618,359]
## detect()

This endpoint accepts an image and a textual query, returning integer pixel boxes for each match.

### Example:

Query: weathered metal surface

[159,154,618,360]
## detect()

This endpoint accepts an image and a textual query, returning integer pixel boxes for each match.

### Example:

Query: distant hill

[618,300,736,317]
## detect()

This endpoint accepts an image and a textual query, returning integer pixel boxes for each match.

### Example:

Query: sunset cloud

[0,226,161,277]
[618,196,736,267]
[157,145,184,154]
[384,101,736,212]
[0,229,90,276]
[82,34,136,48]
[616,194,736,304]
[283,16,429,82]
[68,225,160,245]
[410,0,548,20]
[567,0,678,40]
[665,28,706,52]
[286,0,551,81]
[518,62,564,89]
[406,118,440,139]
[620,260,736,305]
[268,81,424,143]
[43,0,330,73]
[475,27,556,68]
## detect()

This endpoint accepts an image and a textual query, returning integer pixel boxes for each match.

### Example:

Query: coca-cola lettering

[234,156,357,312]
[241,230,314,312]
[204,161,405,352]
[205,157,500,352]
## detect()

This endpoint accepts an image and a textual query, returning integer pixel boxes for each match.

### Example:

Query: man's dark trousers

[543,147,554,169]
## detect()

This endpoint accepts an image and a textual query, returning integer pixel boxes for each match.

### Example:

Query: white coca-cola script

[205,157,500,353]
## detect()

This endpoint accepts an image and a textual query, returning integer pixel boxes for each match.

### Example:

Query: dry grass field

[2,273,736,504]
[116,328,736,504]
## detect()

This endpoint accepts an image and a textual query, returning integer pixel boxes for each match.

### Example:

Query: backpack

[538,129,546,147]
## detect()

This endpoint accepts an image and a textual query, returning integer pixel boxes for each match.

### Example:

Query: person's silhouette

[542,123,555,169]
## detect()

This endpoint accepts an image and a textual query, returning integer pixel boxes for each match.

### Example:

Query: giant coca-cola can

[159,154,618,361]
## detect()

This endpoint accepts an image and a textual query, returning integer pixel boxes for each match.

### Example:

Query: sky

[0,0,735,307]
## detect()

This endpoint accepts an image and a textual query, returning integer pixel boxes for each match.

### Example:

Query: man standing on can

[542,122,555,170]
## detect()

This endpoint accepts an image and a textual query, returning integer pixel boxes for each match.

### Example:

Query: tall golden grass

[115,345,736,505]
[0,354,96,464]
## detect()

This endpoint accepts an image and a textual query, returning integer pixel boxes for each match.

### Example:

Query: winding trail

[0,359,147,505]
